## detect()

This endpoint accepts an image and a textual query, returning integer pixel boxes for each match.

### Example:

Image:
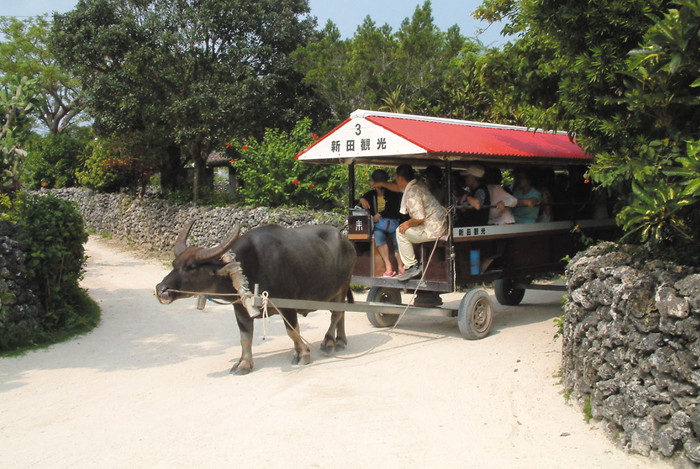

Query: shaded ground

[0,237,669,468]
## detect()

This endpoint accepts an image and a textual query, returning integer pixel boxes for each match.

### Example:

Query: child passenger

[359,169,404,277]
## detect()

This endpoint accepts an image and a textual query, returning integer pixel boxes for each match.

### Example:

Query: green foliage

[618,179,694,242]
[1,289,100,356]
[553,313,565,341]
[583,395,593,423]
[77,136,151,193]
[22,133,86,189]
[229,118,347,209]
[1,75,37,193]
[15,193,88,329]
[0,16,84,134]
[610,1,700,256]
[52,0,320,200]
[475,0,699,262]
[0,192,16,221]
[293,1,480,120]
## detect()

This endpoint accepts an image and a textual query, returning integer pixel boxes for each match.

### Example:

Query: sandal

[382,270,396,278]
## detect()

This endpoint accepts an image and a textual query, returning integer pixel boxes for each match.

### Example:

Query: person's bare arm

[375,181,402,192]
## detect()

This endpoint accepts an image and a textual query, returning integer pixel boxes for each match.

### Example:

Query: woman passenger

[512,169,541,224]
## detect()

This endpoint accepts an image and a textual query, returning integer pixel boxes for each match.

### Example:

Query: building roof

[296,110,591,167]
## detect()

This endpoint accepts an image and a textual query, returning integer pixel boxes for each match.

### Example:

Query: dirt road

[0,237,667,468]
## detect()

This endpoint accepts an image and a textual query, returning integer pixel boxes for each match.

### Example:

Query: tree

[294,1,479,121]
[1,76,37,194]
[0,16,84,134]
[474,0,699,261]
[52,0,319,200]
[611,0,700,252]
[22,133,86,189]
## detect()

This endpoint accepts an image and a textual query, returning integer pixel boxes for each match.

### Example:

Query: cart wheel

[366,286,401,328]
[457,289,493,340]
[494,278,526,306]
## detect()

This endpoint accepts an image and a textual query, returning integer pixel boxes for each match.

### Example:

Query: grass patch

[583,395,593,423]
[1,289,101,358]
[562,388,572,401]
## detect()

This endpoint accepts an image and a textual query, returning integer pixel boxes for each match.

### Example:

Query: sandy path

[0,237,668,468]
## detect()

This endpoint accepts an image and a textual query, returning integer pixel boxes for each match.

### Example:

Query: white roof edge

[349,109,570,136]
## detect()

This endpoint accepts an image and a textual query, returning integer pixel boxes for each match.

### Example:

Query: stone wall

[0,221,43,348]
[46,188,345,255]
[564,242,700,465]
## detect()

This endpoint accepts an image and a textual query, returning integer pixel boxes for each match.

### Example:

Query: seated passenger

[377,164,448,281]
[534,168,555,222]
[484,167,516,225]
[423,165,448,206]
[512,169,541,223]
[456,164,490,226]
[359,169,404,277]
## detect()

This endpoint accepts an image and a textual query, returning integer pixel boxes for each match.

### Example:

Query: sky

[1,0,509,47]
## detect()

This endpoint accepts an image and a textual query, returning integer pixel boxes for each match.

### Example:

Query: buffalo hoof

[230,359,253,375]
[335,339,347,350]
[320,339,335,354]
[291,352,311,366]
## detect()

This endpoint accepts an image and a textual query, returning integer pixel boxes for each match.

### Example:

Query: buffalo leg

[321,310,346,353]
[335,310,347,349]
[231,305,254,374]
[282,310,310,365]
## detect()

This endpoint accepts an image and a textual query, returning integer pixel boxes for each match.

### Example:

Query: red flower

[309,184,315,189]
[242,145,249,151]
[584,179,590,184]
[224,142,231,147]
[293,179,300,185]
[229,159,236,164]
[312,134,319,140]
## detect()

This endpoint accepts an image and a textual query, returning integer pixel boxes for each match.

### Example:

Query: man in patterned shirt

[392,164,448,281]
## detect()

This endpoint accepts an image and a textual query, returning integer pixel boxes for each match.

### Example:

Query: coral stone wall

[47,188,345,255]
[0,221,43,348]
[564,242,700,464]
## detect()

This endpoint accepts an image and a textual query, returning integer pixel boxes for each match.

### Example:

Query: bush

[77,136,151,193]
[228,118,348,209]
[15,193,89,330]
[22,134,86,189]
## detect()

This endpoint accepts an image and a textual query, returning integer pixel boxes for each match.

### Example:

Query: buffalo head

[156,221,241,304]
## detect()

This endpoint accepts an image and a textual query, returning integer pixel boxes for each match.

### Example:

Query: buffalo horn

[195,224,241,262]
[174,221,195,256]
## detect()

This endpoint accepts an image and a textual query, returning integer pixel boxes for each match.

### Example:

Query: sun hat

[460,164,486,178]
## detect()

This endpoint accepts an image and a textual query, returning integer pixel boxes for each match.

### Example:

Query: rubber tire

[494,278,526,306]
[457,289,493,340]
[366,286,401,328]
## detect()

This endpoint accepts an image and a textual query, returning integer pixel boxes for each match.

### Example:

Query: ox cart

[284,110,617,340]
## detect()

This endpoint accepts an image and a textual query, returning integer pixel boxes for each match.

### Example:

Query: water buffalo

[155,222,356,374]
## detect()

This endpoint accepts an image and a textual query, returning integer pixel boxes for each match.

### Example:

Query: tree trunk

[190,142,206,202]
[159,145,184,192]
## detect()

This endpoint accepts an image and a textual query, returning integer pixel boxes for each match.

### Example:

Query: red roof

[297,110,591,166]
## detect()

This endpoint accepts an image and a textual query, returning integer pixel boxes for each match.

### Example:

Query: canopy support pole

[348,162,355,208]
